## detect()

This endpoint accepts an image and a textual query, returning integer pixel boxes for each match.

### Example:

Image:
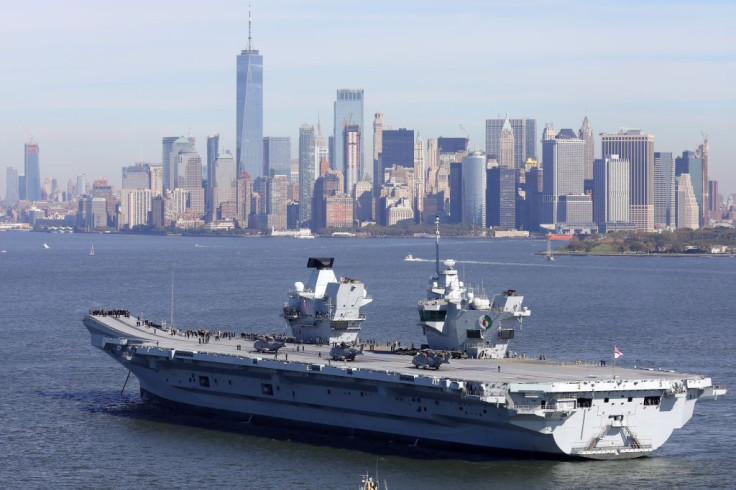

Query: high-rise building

[372,112,384,194]
[149,165,163,198]
[76,174,87,197]
[267,175,288,230]
[449,162,463,224]
[696,136,709,226]
[333,89,364,172]
[487,166,516,228]
[542,129,587,225]
[676,173,699,229]
[236,171,252,227]
[298,124,316,225]
[161,136,178,194]
[206,133,219,217]
[653,152,675,227]
[176,148,205,217]
[343,124,361,196]
[24,140,41,201]
[5,167,19,206]
[381,128,414,177]
[236,12,263,178]
[263,137,291,178]
[120,188,153,229]
[311,169,343,231]
[354,180,373,223]
[601,130,655,231]
[461,152,486,227]
[122,164,151,189]
[708,180,719,221]
[485,117,536,168]
[315,120,329,180]
[579,116,595,181]
[213,152,236,219]
[499,117,515,169]
[675,151,704,227]
[593,155,630,227]
[413,133,425,223]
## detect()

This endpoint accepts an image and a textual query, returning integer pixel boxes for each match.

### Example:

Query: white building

[676,173,699,229]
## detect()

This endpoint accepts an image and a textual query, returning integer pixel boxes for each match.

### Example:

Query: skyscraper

[601,130,655,231]
[24,140,41,201]
[372,112,384,195]
[676,173,699,229]
[213,152,236,219]
[653,152,675,227]
[696,136,709,226]
[5,167,19,206]
[161,136,178,194]
[333,89,364,172]
[263,137,291,178]
[675,151,704,227]
[542,129,587,226]
[298,124,316,225]
[593,155,630,227]
[381,128,414,174]
[485,117,536,168]
[343,124,361,196]
[206,133,219,217]
[487,166,516,228]
[499,117,515,168]
[579,116,595,181]
[236,11,263,178]
[461,152,486,227]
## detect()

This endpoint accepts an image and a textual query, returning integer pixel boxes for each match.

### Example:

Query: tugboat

[417,217,530,358]
[282,257,372,344]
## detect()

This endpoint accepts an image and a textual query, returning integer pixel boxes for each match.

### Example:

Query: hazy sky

[1,0,735,195]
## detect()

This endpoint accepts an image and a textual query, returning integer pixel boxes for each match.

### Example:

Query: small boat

[295,234,315,239]
[42,243,50,250]
[0,249,7,254]
[404,254,421,262]
[89,244,95,256]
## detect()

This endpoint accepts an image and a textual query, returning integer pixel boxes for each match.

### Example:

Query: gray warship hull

[84,312,724,460]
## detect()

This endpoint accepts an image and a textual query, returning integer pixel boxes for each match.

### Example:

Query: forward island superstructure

[83,240,726,460]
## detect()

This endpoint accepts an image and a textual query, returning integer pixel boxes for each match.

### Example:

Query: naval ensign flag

[614,347,622,359]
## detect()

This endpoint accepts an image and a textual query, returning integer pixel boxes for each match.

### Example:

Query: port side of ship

[84,314,721,460]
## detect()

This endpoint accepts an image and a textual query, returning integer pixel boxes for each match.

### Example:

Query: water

[0,232,733,489]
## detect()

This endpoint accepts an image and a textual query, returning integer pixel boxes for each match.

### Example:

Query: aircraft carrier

[82,223,726,460]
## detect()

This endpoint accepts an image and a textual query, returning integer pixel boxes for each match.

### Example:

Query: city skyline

[1,1,734,195]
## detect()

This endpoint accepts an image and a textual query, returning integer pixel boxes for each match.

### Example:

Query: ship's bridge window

[466,329,482,339]
[576,397,592,408]
[198,376,210,387]
[420,310,447,322]
[644,396,660,406]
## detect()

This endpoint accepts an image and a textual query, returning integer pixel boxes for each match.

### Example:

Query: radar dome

[294,281,304,292]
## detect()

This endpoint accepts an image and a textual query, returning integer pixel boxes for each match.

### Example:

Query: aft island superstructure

[82,233,726,460]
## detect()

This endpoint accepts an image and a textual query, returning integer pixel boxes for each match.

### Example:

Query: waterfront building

[675,151,704,227]
[354,180,372,222]
[485,117,536,168]
[176,147,204,217]
[5,167,19,206]
[333,89,364,172]
[298,124,316,225]
[601,130,655,231]
[85,197,108,230]
[263,136,291,178]
[24,140,41,202]
[311,169,343,231]
[325,194,354,229]
[579,116,595,182]
[461,152,486,227]
[676,173,699,229]
[708,180,719,221]
[593,155,630,228]
[653,152,675,227]
[449,161,463,224]
[120,189,153,228]
[236,14,263,178]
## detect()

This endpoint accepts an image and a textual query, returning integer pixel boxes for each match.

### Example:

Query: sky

[1,0,735,195]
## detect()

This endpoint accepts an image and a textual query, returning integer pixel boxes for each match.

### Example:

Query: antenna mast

[248,4,252,51]
[434,215,440,277]
[170,270,174,328]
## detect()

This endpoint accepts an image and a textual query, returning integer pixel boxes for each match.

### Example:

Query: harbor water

[0,232,733,489]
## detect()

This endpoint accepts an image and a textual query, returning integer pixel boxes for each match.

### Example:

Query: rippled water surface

[0,232,733,489]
